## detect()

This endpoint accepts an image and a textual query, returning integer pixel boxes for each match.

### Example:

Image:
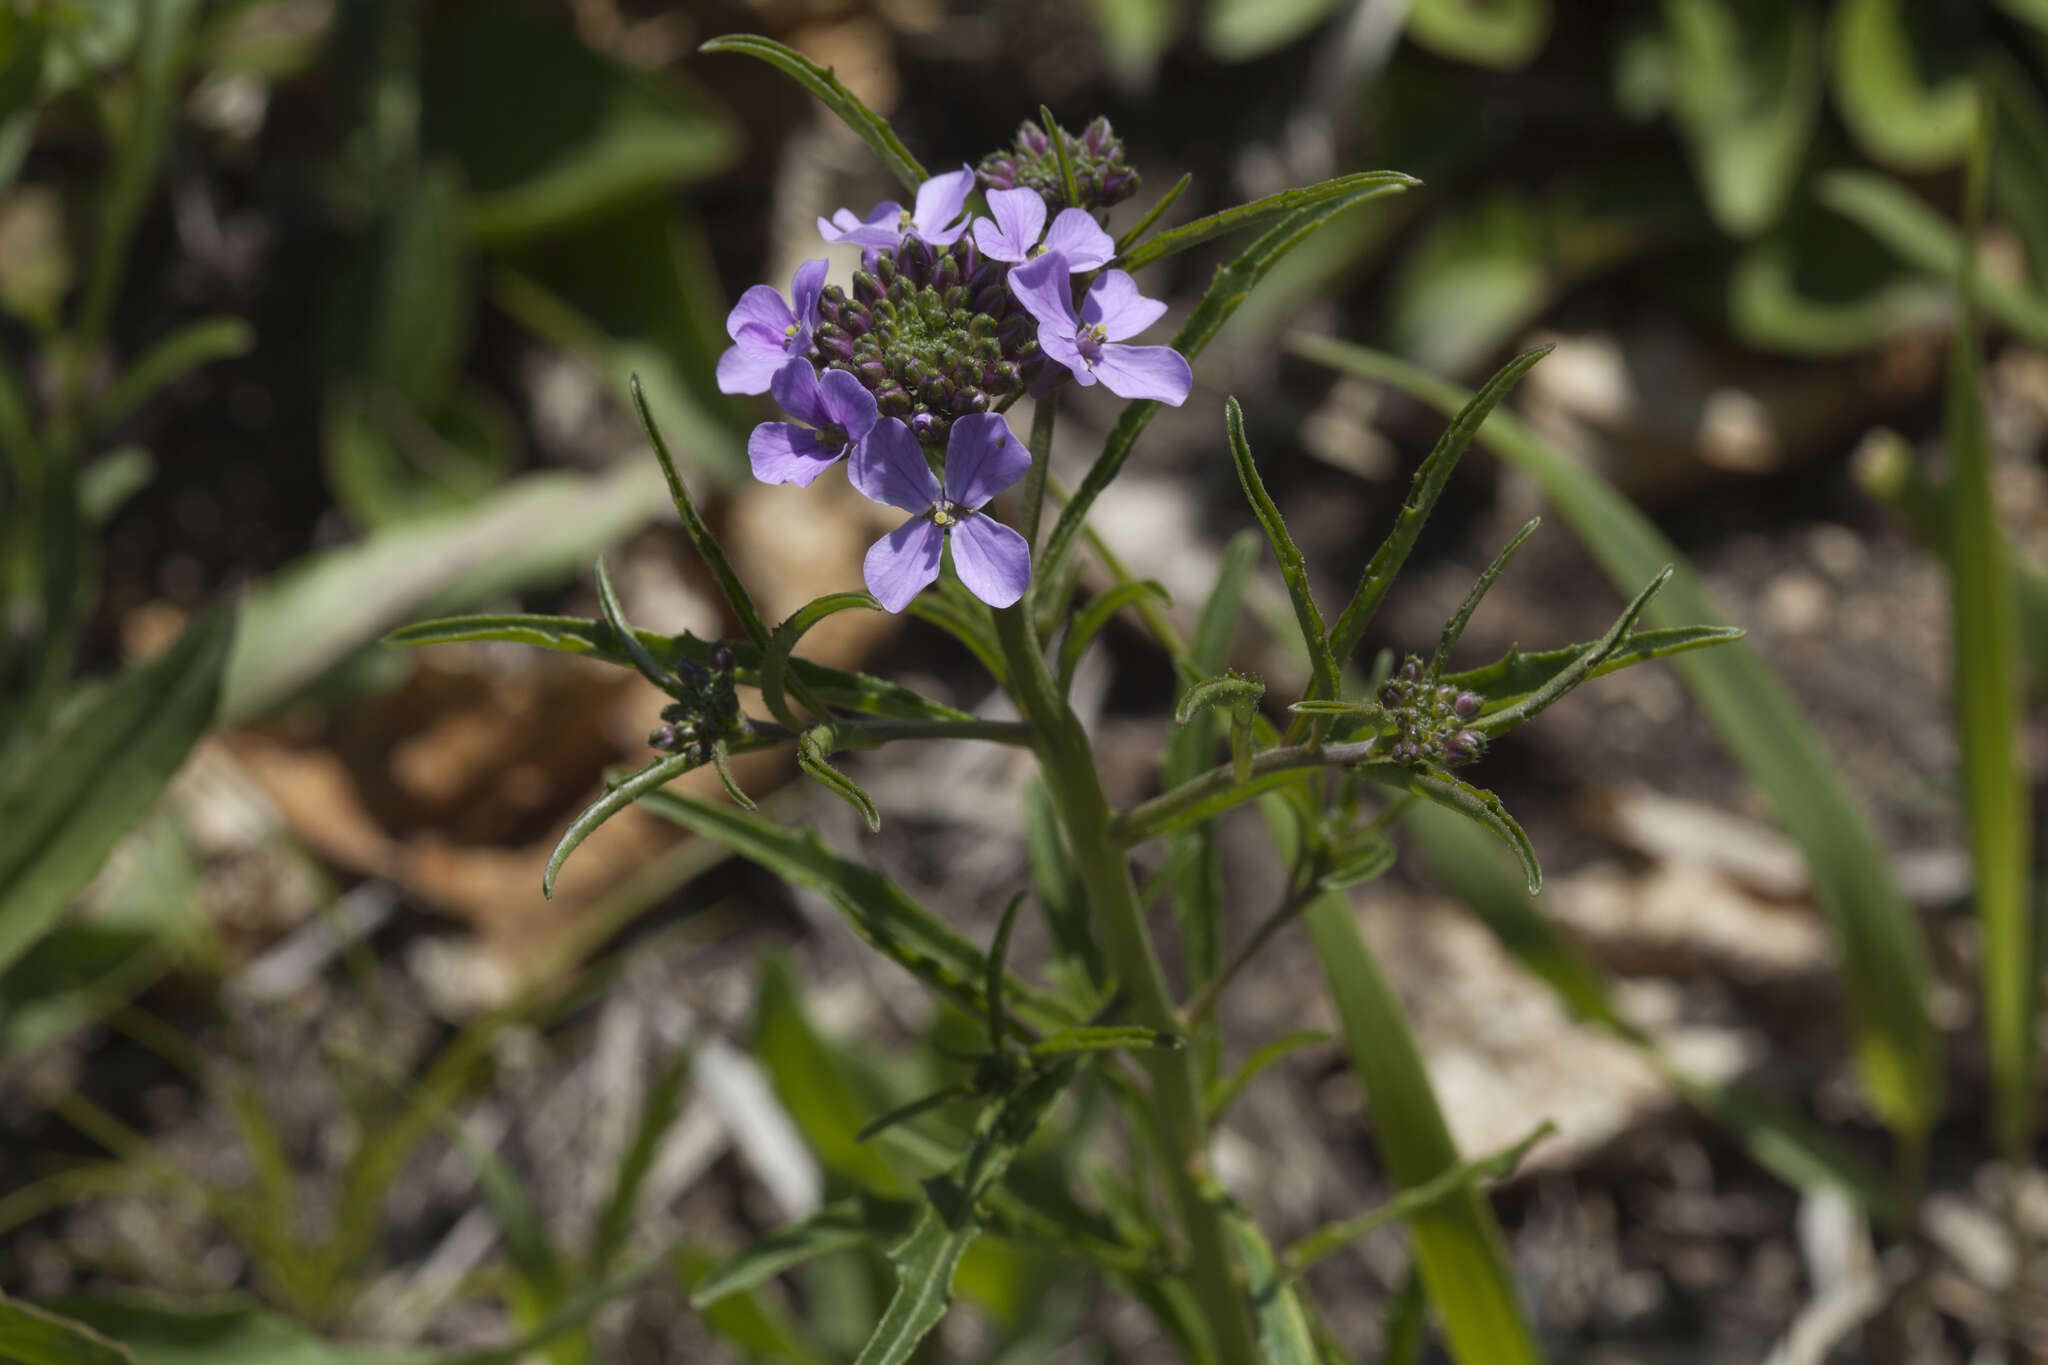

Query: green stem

[1114,738,1382,845]
[992,603,1262,1365]
[1018,394,1057,553]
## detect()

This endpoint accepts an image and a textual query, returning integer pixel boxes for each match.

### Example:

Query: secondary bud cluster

[1378,656,1484,767]
[978,117,1139,215]
[648,643,743,763]
[811,235,1042,444]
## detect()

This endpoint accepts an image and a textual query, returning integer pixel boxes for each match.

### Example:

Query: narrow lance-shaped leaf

[1224,1210,1320,1365]
[852,1063,1076,1365]
[1115,172,1192,256]
[1476,566,1670,734]
[638,787,1082,1032]
[1226,397,1336,701]
[386,612,977,723]
[0,1295,139,1365]
[1387,765,1542,895]
[1433,518,1539,674]
[1120,169,1420,272]
[763,592,882,731]
[692,1196,920,1308]
[1205,1030,1331,1122]
[1292,333,1942,1147]
[544,752,699,898]
[593,555,689,700]
[698,35,925,193]
[1326,345,1552,670]
[1945,104,2035,1164]
[1028,1025,1183,1060]
[93,316,253,435]
[1040,105,1082,211]
[798,725,880,833]
[1039,176,1421,586]
[1441,625,1745,709]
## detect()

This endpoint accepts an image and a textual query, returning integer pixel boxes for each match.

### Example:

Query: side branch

[1112,738,1382,846]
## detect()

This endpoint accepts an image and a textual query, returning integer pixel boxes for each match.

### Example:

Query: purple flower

[972,187,1114,270]
[850,413,1031,612]
[716,259,829,395]
[748,359,878,487]
[1007,252,1191,405]
[818,167,977,250]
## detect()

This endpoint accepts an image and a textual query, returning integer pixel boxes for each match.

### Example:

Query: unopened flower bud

[1453,691,1481,718]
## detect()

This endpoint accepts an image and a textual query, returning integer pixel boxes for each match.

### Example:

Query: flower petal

[849,417,939,513]
[1091,343,1192,405]
[819,202,904,247]
[769,358,826,426]
[910,166,976,245]
[1007,251,1078,331]
[749,422,846,487]
[865,518,945,612]
[949,515,1031,608]
[1042,209,1114,271]
[716,340,786,395]
[976,187,1045,263]
[787,259,828,328]
[1081,269,1168,340]
[942,412,1031,508]
[817,366,878,438]
[726,284,794,341]
[1035,325,1093,384]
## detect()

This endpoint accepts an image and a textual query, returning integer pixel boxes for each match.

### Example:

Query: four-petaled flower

[851,413,1031,612]
[818,167,977,250]
[749,359,879,487]
[1007,252,1191,405]
[972,187,1114,270]
[716,259,828,395]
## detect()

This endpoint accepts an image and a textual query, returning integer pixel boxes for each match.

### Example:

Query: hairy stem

[992,603,1261,1365]
[1113,738,1382,846]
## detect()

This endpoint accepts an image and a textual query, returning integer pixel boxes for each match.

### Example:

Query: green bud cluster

[1377,656,1485,767]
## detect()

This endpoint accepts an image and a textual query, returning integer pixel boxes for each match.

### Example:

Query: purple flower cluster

[713,131,1187,614]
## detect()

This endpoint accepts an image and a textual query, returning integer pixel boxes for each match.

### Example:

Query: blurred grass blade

[699,35,926,193]
[1227,397,1336,700]
[1405,799,1900,1219]
[1284,1122,1553,1276]
[1662,0,1820,238]
[592,1046,693,1273]
[1405,0,1551,68]
[1058,579,1171,695]
[0,602,235,973]
[0,1295,138,1365]
[1119,170,1419,272]
[1292,334,1942,1147]
[544,753,699,898]
[1327,346,1552,669]
[677,1248,834,1365]
[692,1196,919,1308]
[1828,0,1975,171]
[1817,170,2048,348]
[41,1295,433,1365]
[640,787,1081,1032]
[1206,1030,1330,1122]
[1040,175,1419,586]
[1025,777,1103,985]
[1946,107,2035,1163]
[908,590,1009,685]
[93,318,253,435]
[755,958,908,1195]
[1271,800,1546,1365]
[387,613,975,723]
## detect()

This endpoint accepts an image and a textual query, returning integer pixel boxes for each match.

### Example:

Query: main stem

[993,605,1261,1365]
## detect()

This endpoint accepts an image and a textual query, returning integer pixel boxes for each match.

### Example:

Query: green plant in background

[385,40,1745,1363]
[0,0,755,1044]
